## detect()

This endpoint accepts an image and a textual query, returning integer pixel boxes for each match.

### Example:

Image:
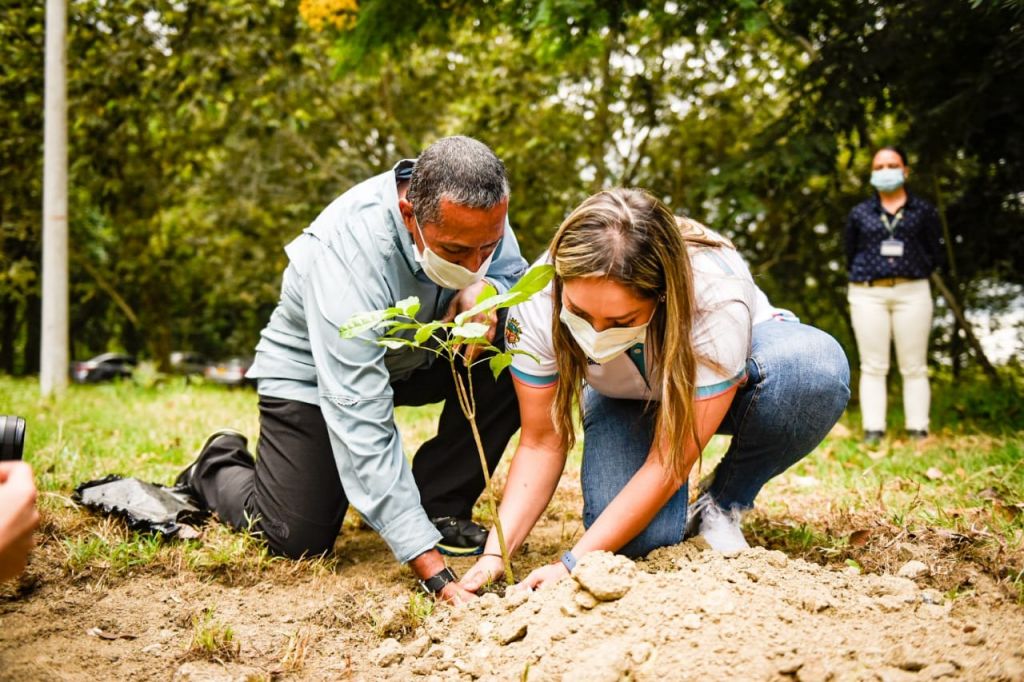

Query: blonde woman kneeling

[461,188,850,591]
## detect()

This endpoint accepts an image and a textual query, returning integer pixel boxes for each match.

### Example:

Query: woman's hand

[436,581,479,606]
[512,561,569,593]
[459,553,505,593]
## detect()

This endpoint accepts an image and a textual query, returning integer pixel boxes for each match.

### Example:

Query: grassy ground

[0,368,1022,607]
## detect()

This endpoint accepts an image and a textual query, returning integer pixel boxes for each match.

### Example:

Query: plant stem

[450,362,515,585]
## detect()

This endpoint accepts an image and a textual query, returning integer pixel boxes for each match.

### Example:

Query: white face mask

[412,217,494,290]
[559,305,653,364]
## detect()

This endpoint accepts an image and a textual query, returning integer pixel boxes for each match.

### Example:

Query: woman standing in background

[845,147,945,444]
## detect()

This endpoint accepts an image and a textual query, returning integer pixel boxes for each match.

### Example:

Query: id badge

[880,239,904,257]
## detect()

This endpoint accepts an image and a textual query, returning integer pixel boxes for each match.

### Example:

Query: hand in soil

[460,554,506,592]
[437,581,478,606]
[514,561,569,592]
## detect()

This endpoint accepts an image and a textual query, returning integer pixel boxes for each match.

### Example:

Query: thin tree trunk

[930,273,1000,386]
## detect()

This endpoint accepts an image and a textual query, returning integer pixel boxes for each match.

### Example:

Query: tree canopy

[2,0,1021,373]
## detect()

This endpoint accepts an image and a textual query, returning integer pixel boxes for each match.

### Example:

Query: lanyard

[880,209,903,236]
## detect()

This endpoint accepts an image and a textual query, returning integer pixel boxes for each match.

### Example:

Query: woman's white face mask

[413,217,494,290]
[559,305,654,364]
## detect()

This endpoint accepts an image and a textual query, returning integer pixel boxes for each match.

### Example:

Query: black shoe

[907,429,929,440]
[173,429,247,505]
[863,430,885,446]
[432,516,487,556]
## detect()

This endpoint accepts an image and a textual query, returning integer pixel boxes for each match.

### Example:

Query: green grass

[1,370,1022,600]
[185,607,240,661]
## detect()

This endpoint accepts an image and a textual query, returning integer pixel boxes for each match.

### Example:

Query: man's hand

[510,561,569,594]
[459,553,505,592]
[0,461,39,582]
[443,280,498,363]
[437,581,477,606]
[409,547,477,605]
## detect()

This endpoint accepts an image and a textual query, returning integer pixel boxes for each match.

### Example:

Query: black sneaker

[907,429,929,440]
[173,429,247,505]
[432,516,487,556]
[863,430,885,446]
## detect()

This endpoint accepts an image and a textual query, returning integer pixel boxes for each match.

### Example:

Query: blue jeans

[580,320,850,557]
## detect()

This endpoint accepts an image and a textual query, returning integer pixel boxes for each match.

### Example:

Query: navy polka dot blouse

[844,191,945,282]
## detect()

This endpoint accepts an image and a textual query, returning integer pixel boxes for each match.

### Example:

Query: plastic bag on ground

[72,475,209,538]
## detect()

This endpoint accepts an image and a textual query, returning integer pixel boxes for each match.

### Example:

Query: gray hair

[407,136,510,225]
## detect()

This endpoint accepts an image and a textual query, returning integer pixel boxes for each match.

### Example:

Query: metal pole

[41,0,69,396]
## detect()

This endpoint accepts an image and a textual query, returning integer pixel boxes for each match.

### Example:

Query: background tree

[2,0,1021,378]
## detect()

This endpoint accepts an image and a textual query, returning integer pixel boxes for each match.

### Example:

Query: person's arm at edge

[460,376,564,591]
[0,461,39,582]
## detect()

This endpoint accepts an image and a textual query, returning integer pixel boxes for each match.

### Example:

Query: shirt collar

[388,159,429,278]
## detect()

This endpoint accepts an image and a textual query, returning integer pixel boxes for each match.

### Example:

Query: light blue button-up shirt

[246,160,527,563]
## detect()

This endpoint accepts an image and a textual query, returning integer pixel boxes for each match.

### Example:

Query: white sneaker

[690,493,750,553]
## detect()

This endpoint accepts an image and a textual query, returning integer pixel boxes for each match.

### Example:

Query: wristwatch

[419,566,458,595]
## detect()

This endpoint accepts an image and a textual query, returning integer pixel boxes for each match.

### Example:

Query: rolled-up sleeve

[303,247,441,564]
[483,220,528,294]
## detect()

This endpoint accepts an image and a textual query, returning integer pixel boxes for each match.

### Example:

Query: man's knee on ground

[257,517,338,560]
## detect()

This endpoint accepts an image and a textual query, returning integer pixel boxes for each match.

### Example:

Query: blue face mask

[870,168,905,192]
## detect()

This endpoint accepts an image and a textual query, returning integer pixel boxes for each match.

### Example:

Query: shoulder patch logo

[505,316,523,346]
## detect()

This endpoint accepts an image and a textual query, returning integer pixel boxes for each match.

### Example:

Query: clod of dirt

[574,590,599,610]
[699,587,737,615]
[496,617,528,645]
[897,560,929,579]
[887,643,928,671]
[572,551,637,601]
[965,632,986,646]
[172,662,263,681]
[372,637,404,667]
[919,661,958,678]
[794,658,832,682]
[403,634,430,657]
[681,613,702,629]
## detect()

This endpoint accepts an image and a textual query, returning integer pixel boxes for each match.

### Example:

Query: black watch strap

[419,566,457,595]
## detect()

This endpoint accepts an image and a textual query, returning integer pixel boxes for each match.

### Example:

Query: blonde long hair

[549,188,732,481]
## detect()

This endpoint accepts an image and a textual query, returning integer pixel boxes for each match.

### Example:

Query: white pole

[41,0,69,396]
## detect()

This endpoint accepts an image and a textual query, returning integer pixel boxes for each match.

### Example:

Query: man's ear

[398,198,415,222]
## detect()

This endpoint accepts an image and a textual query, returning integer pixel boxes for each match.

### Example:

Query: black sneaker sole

[436,542,484,557]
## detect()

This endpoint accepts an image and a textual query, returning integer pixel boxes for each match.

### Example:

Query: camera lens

[0,415,26,461]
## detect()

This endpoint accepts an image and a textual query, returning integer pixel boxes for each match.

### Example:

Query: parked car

[70,353,136,384]
[204,357,253,387]
[168,351,210,376]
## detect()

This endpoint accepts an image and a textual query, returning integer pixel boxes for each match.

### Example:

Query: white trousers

[847,279,933,432]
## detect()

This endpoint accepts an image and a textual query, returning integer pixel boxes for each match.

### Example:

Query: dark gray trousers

[190,358,521,559]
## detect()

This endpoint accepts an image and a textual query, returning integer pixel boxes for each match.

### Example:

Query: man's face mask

[412,217,494,290]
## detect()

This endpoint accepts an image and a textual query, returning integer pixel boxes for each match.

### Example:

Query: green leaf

[475,281,498,304]
[414,321,445,344]
[506,348,541,363]
[489,352,514,379]
[451,322,490,339]
[339,310,390,338]
[378,337,415,350]
[507,264,554,300]
[393,296,421,318]
[454,291,519,325]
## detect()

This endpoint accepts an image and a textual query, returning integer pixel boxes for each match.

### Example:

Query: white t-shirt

[506,241,787,402]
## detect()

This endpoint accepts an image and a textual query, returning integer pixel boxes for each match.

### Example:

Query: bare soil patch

[1,471,1022,680]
